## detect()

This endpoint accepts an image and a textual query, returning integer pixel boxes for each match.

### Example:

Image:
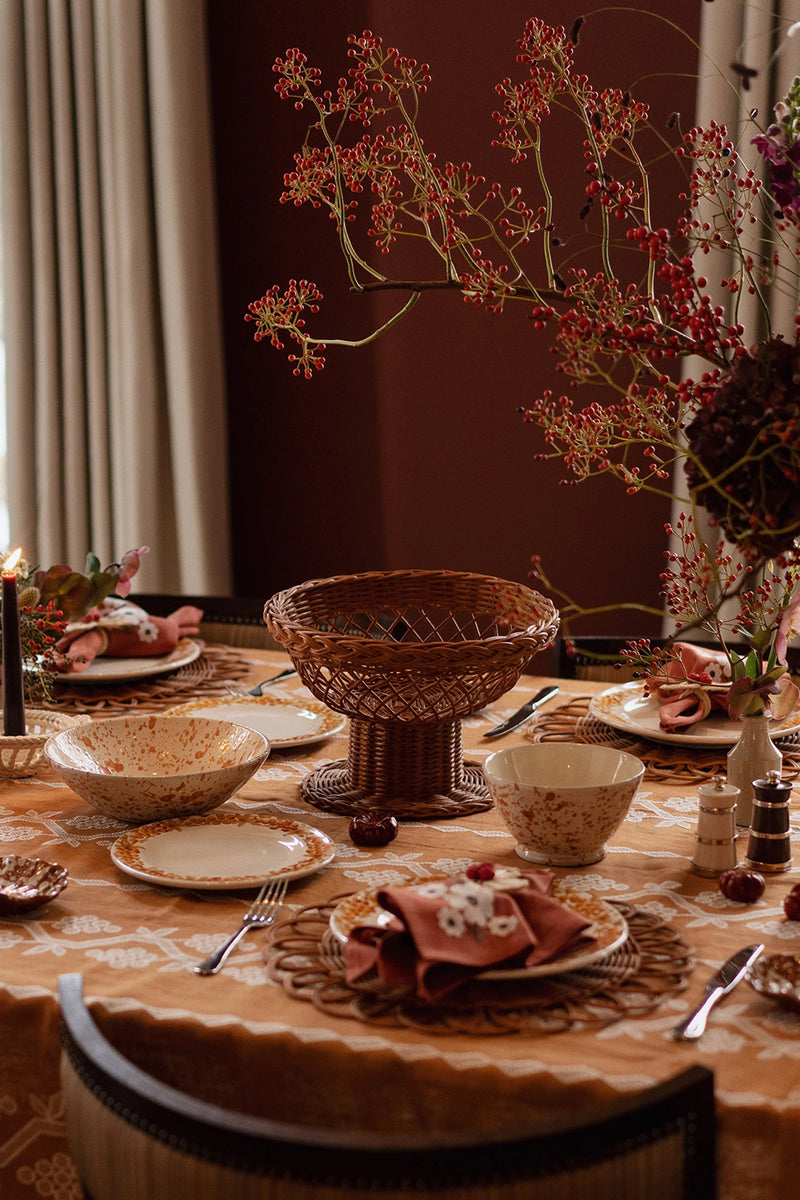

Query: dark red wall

[207,0,701,634]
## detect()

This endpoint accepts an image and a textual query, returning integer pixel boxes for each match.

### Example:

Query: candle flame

[3,548,22,574]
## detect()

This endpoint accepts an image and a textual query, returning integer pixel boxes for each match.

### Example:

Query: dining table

[1,639,799,1200]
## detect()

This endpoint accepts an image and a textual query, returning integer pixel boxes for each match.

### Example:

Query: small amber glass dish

[747,953,800,1013]
[0,855,69,915]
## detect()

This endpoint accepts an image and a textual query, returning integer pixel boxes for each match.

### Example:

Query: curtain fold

[0,0,231,593]
[694,0,800,337]
[666,0,800,635]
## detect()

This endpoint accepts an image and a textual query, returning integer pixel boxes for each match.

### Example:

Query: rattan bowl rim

[263,568,559,657]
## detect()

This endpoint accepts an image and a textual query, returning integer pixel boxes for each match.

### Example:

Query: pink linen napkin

[344,865,596,1003]
[647,642,732,731]
[647,641,800,730]
[53,597,202,673]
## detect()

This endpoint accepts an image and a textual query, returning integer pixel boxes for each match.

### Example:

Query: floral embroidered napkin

[647,641,799,730]
[344,865,595,1002]
[646,642,732,731]
[54,597,202,673]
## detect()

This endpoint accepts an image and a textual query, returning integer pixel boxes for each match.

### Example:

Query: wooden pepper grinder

[690,775,739,877]
[745,770,793,873]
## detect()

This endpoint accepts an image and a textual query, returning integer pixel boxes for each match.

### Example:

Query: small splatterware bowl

[0,855,68,915]
[483,742,644,867]
[45,715,269,824]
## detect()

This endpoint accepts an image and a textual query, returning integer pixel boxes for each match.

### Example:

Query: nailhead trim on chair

[62,1037,700,1192]
[58,973,716,1198]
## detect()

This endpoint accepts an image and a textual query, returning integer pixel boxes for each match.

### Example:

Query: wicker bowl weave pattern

[0,709,88,779]
[264,570,559,819]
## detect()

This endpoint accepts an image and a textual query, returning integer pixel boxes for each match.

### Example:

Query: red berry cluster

[466,862,496,881]
[3,601,68,683]
[253,18,800,594]
[245,280,324,378]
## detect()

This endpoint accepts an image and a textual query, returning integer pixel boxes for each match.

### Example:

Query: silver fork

[225,668,298,698]
[246,668,297,695]
[193,877,288,976]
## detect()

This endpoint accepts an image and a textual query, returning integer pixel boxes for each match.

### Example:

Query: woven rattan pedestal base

[264,569,559,821]
[301,716,490,819]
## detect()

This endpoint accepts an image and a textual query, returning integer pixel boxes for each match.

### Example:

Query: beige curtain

[695,0,800,336]
[665,0,800,634]
[0,0,232,593]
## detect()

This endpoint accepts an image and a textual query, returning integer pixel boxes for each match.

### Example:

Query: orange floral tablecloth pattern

[1,654,800,1200]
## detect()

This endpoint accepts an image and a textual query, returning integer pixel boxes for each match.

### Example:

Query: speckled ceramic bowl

[44,715,269,824]
[0,855,68,914]
[483,742,644,866]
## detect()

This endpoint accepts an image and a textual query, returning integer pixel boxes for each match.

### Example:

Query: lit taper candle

[2,549,25,735]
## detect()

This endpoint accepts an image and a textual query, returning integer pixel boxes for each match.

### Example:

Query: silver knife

[483,685,559,738]
[671,943,764,1041]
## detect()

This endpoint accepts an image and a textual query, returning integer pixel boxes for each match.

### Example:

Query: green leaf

[744,650,761,679]
[749,629,772,655]
[89,569,121,607]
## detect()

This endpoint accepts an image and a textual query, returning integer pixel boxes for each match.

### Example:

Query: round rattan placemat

[265,896,692,1036]
[29,642,252,715]
[526,694,800,784]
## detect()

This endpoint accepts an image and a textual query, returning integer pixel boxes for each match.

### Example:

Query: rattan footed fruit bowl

[263,569,558,819]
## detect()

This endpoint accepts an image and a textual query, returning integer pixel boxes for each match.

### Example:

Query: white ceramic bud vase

[726,713,782,829]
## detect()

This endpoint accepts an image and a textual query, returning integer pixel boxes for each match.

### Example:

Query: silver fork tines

[193,877,288,976]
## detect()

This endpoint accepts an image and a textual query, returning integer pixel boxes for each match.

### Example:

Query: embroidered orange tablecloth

[1,650,799,1200]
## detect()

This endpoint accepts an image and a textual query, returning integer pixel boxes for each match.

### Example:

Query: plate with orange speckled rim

[328,878,628,980]
[589,680,800,747]
[111,812,335,889]
[166,694,346,749]
[50,638,202,684]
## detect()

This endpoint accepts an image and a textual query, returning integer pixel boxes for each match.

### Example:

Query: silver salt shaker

[690,775,738,877]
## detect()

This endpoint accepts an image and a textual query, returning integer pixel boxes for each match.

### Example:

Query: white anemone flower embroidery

[483,866,528,892]
[136,621,160,644]
[488,914,520,938]
[416,881,449,899]
[437,906,466,938]
[704,658,731,684]
[447,879,494,923]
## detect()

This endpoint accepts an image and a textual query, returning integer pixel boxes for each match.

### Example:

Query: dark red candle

[2,550,25,736]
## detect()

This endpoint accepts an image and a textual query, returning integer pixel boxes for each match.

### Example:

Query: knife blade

[671,943,764,1041]
[482,685,559,738]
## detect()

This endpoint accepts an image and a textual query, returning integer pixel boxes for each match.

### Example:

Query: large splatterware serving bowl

[45,715,269,823]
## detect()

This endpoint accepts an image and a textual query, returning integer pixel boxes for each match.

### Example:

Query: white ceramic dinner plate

[52,638,202,684]
[111,812,335,889]
[589,680,800,747]
[328,879,628,980]
[166,695,346,749]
